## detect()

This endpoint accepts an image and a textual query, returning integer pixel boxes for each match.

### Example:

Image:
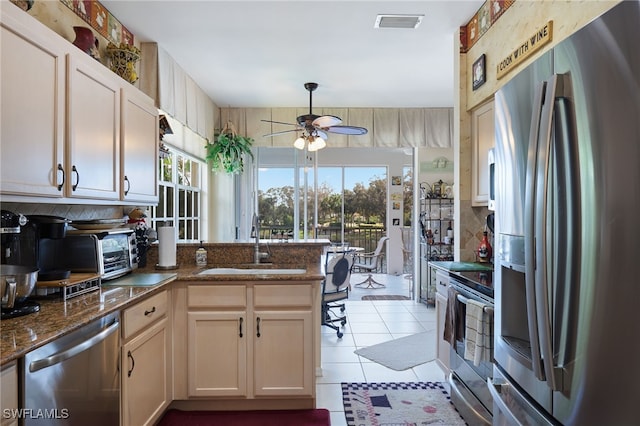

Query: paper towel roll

[158,226,176,267]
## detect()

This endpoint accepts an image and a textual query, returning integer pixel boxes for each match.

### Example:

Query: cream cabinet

[67,54,121,200]
[253,284,314,397]
[471,99,495,206]
[1,361,18,426]
[0,3,157,204]
[187,285,248,397]
[0,3,66,198]
[121,290,171,426]
[186,282,315,400]
[121,87,158,203]
[434,269,451,371]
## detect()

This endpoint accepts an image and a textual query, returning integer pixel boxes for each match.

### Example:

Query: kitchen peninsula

[1,240,328,426]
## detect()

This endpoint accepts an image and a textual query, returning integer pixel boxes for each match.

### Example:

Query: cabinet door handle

[256,317,261,338]
[239,317,243,338]
[127,350,135,377]
[144,306,156,316]
[57,164,65,191]
[71,165,79,191]
[124,175,130,195]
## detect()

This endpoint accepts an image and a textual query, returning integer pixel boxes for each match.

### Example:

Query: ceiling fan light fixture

[374,14,424,29]
[312,136,326,151]
[293,136,306,150]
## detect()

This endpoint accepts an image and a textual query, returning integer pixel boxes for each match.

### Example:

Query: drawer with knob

[123,290,168,339]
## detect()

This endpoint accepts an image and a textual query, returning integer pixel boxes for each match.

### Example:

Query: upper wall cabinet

[121,88,159,203]
[67,54,121,200]
[0,3,158,205]
[471,99,495,206]
[1,4,66,198]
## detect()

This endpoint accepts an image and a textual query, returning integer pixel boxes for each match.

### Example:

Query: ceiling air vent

[374,14,424,29]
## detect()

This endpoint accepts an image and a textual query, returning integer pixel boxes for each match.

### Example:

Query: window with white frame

[150,147,205,242]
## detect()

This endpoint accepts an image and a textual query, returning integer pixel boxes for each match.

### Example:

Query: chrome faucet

[251,214,268,264]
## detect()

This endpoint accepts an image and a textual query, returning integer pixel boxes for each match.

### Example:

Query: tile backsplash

[0,202,133,221]
[459,200,494,262]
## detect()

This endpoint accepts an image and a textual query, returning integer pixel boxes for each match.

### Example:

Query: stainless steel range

[446,270,494,425]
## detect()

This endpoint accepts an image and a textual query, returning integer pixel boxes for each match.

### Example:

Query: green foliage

[205,132,254,174]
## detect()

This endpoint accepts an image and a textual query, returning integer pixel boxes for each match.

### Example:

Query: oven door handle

[455,293,494,316]
[29,320,119,373]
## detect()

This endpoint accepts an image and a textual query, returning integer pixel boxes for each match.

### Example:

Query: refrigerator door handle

[533,74,558,391]
[553,92,580,388]
[535,74,579,393]
[524,80,546,382]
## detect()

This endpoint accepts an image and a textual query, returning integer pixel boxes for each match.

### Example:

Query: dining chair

[353,236,389,289]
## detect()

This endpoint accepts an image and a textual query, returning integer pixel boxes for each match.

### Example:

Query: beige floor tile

[348,321,389,334]
[412,360,447,382]
[317,362,365,384]
[329,411,348,426]
[384,321,428,334]
[322,346,361,363]
[316,383,346,411]
[361,362,420,382]
[346,312,383,323]
[353,332,394,347]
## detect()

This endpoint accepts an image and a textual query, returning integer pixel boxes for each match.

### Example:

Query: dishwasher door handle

[29,321,119,373]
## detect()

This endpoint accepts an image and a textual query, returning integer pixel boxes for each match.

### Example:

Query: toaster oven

[64,229,138,280]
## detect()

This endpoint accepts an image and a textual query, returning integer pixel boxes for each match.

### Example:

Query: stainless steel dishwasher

[22,311,120,425]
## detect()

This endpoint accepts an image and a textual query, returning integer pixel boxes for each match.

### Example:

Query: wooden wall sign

[496,21,553,79]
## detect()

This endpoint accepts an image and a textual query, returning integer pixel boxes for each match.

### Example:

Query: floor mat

[361,295,411,300]
[342,382,466,426]
[354,332,435,370]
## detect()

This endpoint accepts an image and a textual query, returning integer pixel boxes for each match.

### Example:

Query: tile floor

[316,272,446,426]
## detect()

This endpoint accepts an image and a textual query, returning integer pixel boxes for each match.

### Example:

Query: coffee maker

[22,215,71,281]
[1,210,40,319]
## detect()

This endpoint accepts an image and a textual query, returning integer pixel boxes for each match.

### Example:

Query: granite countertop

[0,266,326,366]
[173,265,325,282]
[0,273,177,366]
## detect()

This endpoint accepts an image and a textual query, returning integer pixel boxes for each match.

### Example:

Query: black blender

[1,210,40,319]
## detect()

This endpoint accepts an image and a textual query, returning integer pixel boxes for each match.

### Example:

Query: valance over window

[222,107,453,149]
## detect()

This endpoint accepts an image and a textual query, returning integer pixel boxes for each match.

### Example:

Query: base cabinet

[188,310,247,397]
[121,290,171,426]
[185,282,315,400]
[252,310,313,397]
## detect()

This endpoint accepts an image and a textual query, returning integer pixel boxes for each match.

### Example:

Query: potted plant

[205,121,254,174]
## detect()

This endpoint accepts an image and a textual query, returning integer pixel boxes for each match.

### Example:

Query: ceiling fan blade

[325,125,368,135]
[312,115,342,128]
[263,129,299,137]
[261,119,298,127]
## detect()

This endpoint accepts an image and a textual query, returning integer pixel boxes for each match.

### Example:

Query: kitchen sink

[198,267,307,275]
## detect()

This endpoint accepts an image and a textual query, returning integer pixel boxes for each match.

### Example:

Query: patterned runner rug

[342,382,466,426]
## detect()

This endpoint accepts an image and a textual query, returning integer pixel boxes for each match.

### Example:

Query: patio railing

[260,225,388,271]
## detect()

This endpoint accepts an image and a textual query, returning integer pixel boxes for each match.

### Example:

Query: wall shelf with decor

[418,184,454,305]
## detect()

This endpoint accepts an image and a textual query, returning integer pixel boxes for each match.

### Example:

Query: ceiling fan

[262,82,368,151]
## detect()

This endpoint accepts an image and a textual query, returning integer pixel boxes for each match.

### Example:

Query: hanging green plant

[205,121,254,174]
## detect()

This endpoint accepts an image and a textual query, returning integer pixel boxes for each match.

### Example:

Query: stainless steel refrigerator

[489,1,640,424]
